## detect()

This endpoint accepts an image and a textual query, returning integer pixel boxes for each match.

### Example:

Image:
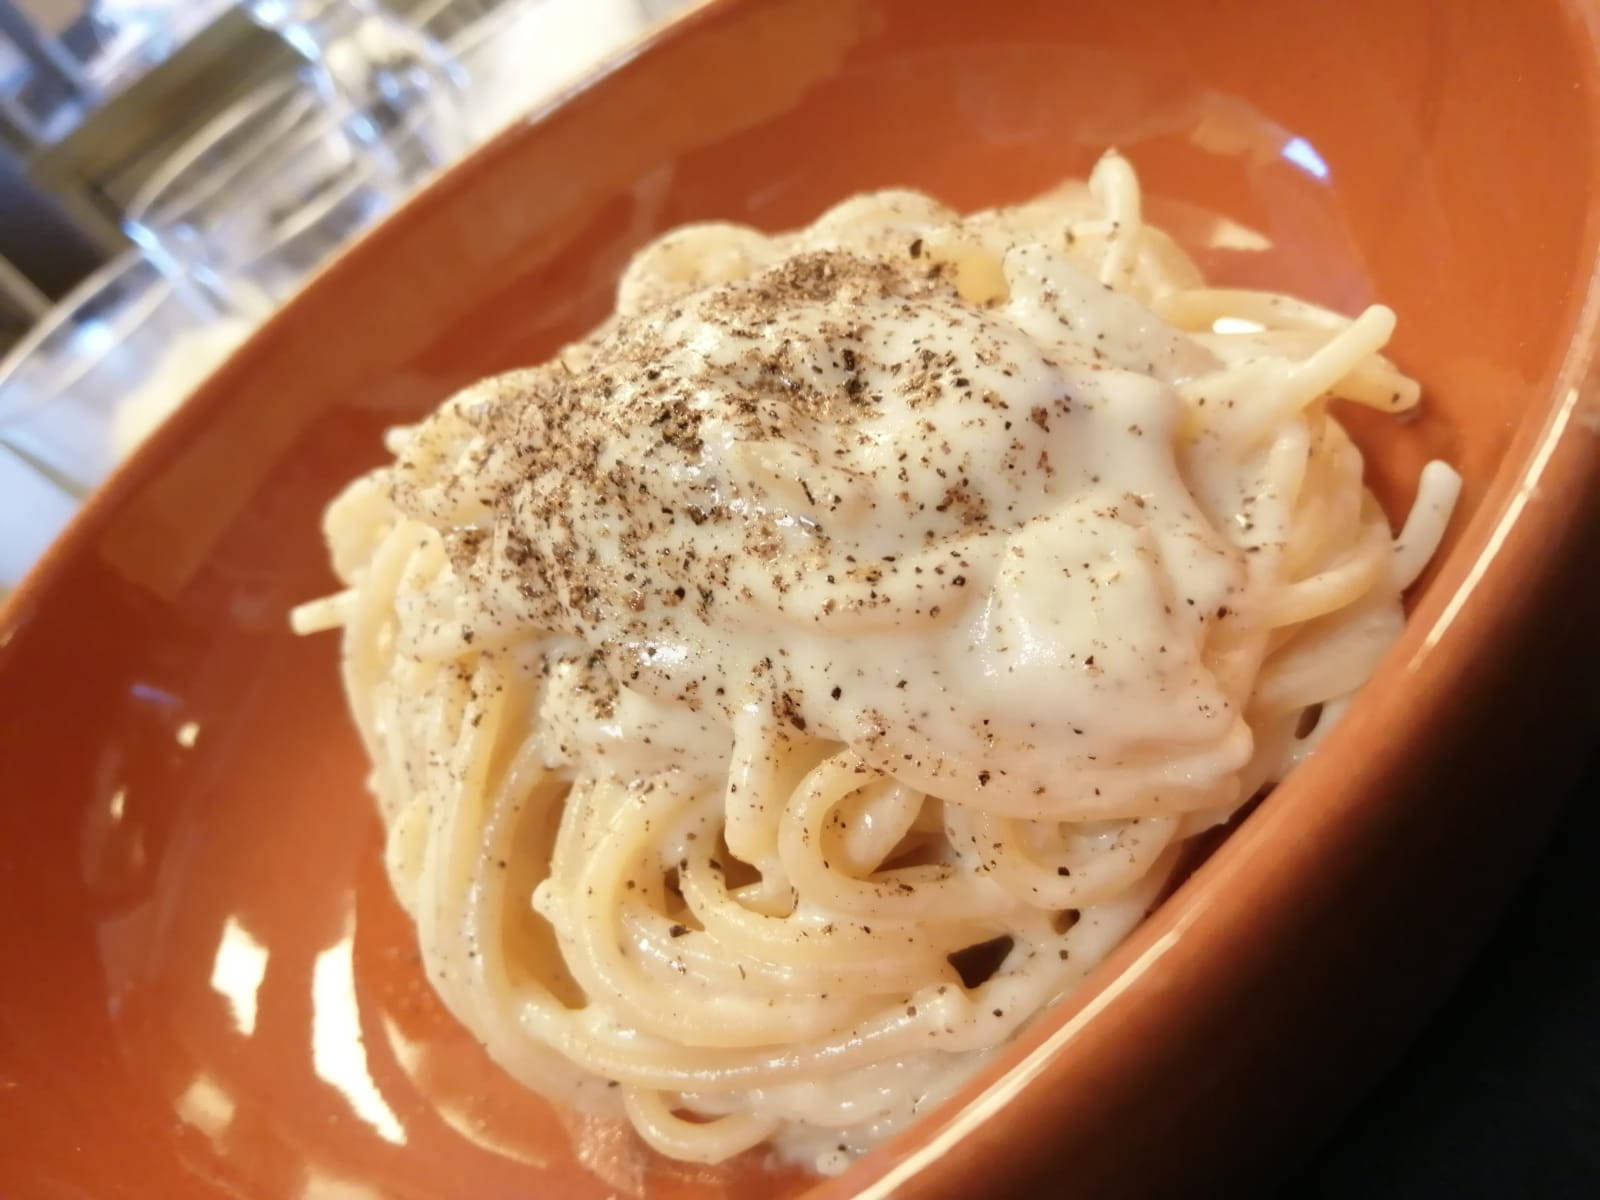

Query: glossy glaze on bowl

[3,2,1599,1197]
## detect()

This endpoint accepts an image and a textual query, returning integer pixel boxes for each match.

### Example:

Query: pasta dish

[292,151,1458,1173]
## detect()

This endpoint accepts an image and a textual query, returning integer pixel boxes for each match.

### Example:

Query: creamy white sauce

[405,244,1254,829]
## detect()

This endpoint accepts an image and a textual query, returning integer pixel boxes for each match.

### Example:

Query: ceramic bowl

[4,1,1599,1196]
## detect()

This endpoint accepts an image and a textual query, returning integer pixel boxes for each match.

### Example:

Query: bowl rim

[3,0,1599,1195]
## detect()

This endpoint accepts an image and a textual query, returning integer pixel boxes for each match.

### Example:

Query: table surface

[1288,748,1600,1197]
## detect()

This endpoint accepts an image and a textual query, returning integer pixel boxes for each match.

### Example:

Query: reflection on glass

[175,1072,237,1141]
[80,779,146,896]
[210,914,269,1036]
[129,681,181,708]
[176,720,201,748]
[1141,195,1270,258]
[298,1166,387,1200]
[311,928,406,1145]
[1204,216,1271,253]
[1282,135,1331,180]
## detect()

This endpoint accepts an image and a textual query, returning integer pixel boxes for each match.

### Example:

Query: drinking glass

[0,251,249,496]
[241,0,466,181]
[123,66,407,317]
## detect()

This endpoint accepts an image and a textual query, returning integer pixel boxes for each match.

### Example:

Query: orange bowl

[3,1,1600,1196]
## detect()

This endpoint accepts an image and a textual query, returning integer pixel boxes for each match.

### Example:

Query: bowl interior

[2,1,1597,1197]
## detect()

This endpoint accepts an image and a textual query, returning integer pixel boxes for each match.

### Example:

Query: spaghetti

[292,151,1458,1173]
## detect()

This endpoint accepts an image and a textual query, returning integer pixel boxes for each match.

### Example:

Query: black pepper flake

[778,690,808,731]
[668,924,688,938]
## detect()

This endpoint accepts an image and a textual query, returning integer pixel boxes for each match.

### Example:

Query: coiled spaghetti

[293,151,1458,1173]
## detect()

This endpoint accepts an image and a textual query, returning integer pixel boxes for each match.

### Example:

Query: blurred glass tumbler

[123,68,408,316]
[243,0,468,177]
[0,254,248,496]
